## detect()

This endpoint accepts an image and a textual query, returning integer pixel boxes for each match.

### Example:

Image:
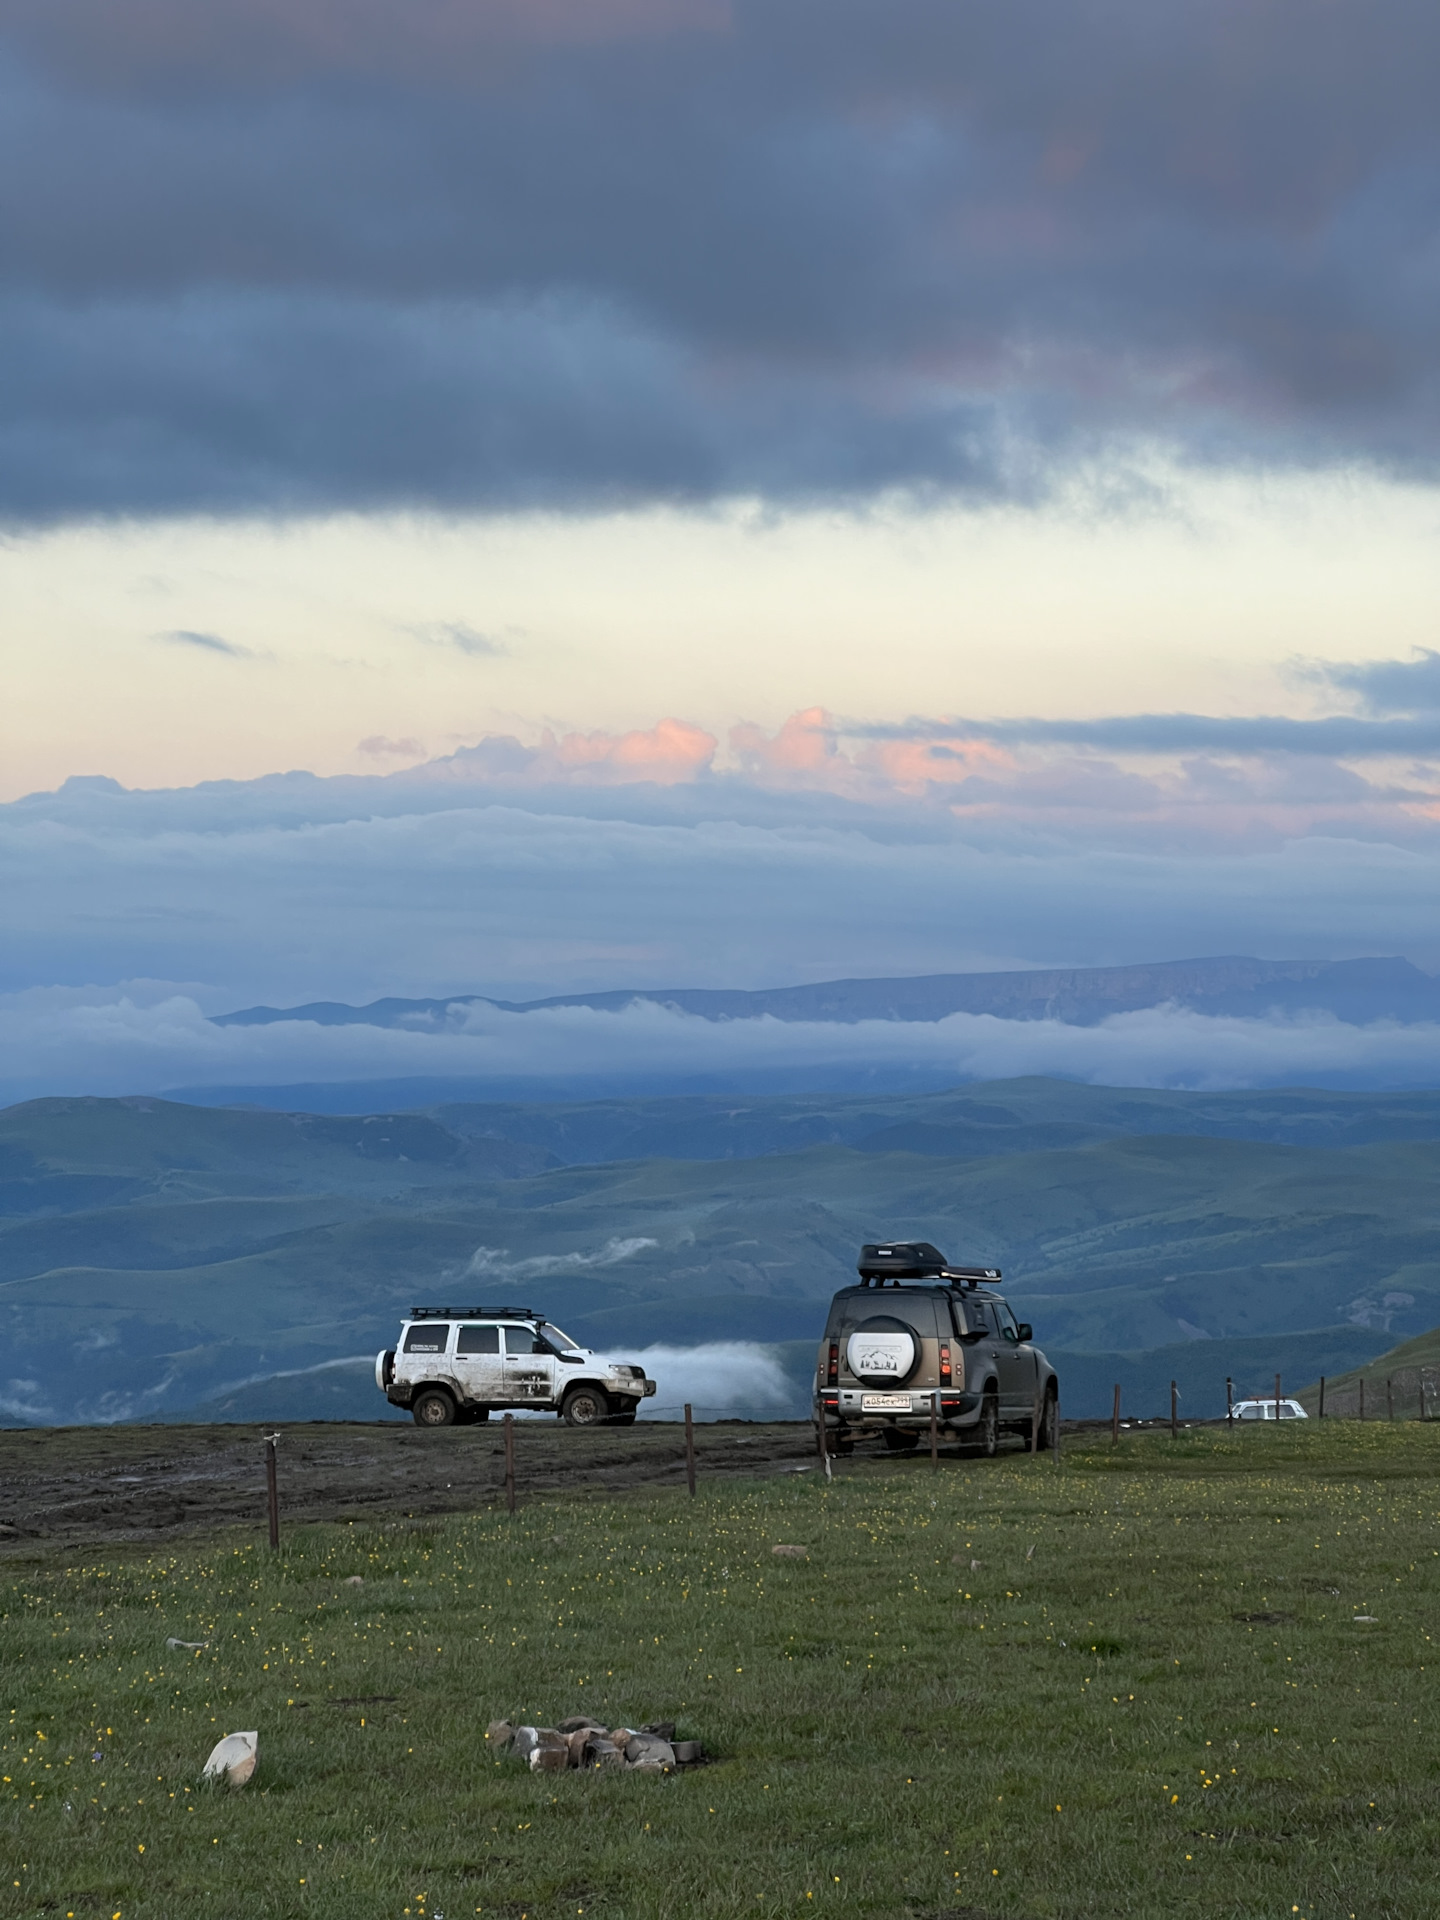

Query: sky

[4,0,1440,1098]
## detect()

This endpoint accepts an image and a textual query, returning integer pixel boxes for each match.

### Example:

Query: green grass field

[3,1424,1438,1919]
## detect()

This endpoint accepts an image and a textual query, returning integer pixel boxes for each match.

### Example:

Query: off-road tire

[562,1384,611,1427]
[412,1388,456,1428]
[1037,1385,1058,1451]
[882,1426,921,1451]
[978,1388,999,1457]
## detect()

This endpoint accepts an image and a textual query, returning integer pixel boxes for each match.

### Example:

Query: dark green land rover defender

[814,1241,1058,1454]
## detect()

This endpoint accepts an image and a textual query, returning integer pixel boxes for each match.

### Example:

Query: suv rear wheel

[412,1388,456,1428]
[562,1384,610,1427]
[977,1388,999,1457]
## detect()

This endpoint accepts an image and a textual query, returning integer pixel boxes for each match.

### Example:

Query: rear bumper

[816,1390,980,1427]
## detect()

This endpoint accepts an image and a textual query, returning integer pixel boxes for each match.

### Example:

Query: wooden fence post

[1031,1386,1042,1455]
[684,1402,697,1497]
[1318,1375,1326,1419]
[1226,1376,1234,1427]
[1052,1392,1061,1466]
[1359,1379,1365,1422]
[1170,1379,1178,1439]
[1274,1373,1282,1423]
[265,1433,280,1551]
[1387,1377,1394,1422]
[1112,1383,1121,1445]
[929,1391,940,1469]
[503,1412,516,1513]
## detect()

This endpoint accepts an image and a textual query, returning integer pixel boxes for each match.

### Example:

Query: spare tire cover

[847,1315,920,1386]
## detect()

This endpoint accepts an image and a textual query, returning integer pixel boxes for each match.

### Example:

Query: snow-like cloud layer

[4,988,1440,1105]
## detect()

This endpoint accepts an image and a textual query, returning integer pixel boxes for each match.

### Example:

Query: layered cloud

[4,682,1439,1035]
[4,985,1440,1105]
[8,2,1440,516]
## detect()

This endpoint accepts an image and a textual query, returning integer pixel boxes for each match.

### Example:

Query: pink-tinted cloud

[731,707,1015,799]
[425,716,718,788]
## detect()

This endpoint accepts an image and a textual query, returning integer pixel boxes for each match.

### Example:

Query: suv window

[457,1324,500,1355]
[826,1292,944,1340]
[992,1301,1021,1343]
[503,1325,547,1356]
[403,1323,451,1353]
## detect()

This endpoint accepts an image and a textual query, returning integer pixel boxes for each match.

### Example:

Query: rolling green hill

[1,1081,1436,1426]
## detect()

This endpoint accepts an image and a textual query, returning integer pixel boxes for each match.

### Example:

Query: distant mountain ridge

[214,954,1440,1032]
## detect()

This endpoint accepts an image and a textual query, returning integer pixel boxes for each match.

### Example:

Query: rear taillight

[939,1342,951,1385]
[827,1342,840,1385]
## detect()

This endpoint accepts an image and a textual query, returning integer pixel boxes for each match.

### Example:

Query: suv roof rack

[853,1268,1002,1289]
[409,1305,544,1321]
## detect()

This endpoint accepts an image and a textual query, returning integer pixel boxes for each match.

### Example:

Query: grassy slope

[3,1424,1438,1919]
[1295,1326,1440,1419]
[3,1087,1438,1424]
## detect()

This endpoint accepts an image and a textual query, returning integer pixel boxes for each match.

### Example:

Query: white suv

[376,1307,657,1427]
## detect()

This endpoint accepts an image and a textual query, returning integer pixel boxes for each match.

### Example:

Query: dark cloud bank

[7,0,1440,516]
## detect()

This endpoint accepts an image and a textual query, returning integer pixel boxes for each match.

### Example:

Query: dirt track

[0,1419,828,1554]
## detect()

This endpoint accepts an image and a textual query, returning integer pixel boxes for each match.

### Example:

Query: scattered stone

[971,1559,982,1571]
[1354,1615,1379,1624]
[1025,1546,1035,1561]
[549,1534,567,1546]
[202,1731,258,1788]
[771,1544,808,1558]
[343,1575,364,1587]
[166,1637,208,1650]
[494,1714,706,1772]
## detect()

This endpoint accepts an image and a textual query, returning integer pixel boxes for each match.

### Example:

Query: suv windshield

[542,1325,579,1352]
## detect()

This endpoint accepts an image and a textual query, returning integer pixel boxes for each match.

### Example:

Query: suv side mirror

[1016,1323,1033,1342]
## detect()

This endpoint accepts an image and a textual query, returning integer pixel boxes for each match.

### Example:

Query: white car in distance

[376,1306,657,1427]
[1230,1396,1309,1421]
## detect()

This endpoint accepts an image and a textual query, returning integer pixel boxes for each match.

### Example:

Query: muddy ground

[0,1418,1125,1558]
[0,1420,831,1555]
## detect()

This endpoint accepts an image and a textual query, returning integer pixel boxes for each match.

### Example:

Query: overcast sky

[4,2,1439,1095]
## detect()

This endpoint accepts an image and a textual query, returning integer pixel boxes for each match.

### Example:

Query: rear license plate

[862,1393,912,1410]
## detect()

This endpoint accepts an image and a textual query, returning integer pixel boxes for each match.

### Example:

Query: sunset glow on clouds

[4,2,1440,1096]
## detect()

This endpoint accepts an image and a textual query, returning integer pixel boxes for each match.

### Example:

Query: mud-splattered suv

[377,1306,657,1427]
[814,1242,1058,1453]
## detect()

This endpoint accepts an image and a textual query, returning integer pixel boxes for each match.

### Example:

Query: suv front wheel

[562,1384,611,1427]
[412,1388,456,1428]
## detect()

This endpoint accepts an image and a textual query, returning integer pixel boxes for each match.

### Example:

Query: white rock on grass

[202,1732,258,1788]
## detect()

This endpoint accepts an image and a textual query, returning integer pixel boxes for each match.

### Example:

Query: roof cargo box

[857,1241,948,1281]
